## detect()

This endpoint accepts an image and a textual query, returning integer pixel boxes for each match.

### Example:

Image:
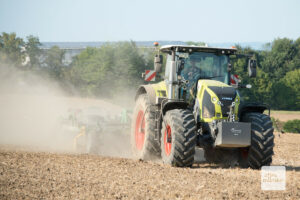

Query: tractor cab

[161,45,237,86]
[157,45,237,102]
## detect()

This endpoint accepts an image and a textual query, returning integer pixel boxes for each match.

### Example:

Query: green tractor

[131,44,274,169]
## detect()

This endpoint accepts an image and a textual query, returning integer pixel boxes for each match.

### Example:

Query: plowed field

[0,133,299,200]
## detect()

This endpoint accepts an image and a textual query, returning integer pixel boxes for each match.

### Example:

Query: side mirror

[154,54,163,73]
[248,59,257,77]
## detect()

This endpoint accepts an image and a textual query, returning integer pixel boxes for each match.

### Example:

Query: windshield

[180,52,229,84]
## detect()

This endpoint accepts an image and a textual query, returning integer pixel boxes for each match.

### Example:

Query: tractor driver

[181,54,202,84]
[180,54,203,101]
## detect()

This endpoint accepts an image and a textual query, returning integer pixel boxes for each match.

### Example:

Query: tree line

[0,32,299,110]
[231,38,300,110]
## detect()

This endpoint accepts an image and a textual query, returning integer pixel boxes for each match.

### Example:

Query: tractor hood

[196,80,240,122]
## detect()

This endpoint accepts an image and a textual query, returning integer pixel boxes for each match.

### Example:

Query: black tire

[131,94,160,160]
[239,112,274,169]
[161,109,196,167]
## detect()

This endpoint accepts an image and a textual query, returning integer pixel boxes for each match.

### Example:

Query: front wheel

[161,109,196,167]
[239,112,274,169]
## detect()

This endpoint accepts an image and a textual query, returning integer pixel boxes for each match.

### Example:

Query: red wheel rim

[164,125,172,156]
[135,110,145,150]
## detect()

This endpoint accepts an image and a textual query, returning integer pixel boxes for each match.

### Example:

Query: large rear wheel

[239,112,274,169]
[161,109,196,167]
[131,94,160,160]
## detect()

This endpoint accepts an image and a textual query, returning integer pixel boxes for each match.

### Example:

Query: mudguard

[135,85,157,104]
[162,100,189,115]
[135,81,167,105]
[238,102,270,119]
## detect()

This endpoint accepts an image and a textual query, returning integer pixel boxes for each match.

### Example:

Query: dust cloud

[0,65,72,151]
[0,65,132,157]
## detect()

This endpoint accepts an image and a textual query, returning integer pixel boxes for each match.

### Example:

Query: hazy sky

[0,0,300,43]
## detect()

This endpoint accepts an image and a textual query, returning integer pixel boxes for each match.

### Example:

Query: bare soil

[0,133,299,200]
[271,113,300,122]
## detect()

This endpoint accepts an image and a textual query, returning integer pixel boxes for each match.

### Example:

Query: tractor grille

[220,100,233,117]
[208,86,236,118]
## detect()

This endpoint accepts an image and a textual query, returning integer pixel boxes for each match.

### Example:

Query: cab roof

[160,45,237,55]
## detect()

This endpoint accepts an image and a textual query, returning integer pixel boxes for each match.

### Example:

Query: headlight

[217,101,222,105]
[235,98,239,102]
[212,97,217,103]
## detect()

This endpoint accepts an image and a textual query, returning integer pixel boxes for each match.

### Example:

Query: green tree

[44,46,65,79]
[230,40,300,110]
[260,38,297,80]
[270,79,294,110]
[258,38,300,109]
[112,41,145,90]
[25,35,41,68]
[0,32,24,65]
[281,68,300,109]
[69,41,146,97]
[70,46,115,96]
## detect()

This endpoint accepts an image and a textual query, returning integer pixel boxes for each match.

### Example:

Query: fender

[156,100,189,141]
[238,102,270,119]
[135,85,157,104]
[135,81,168,105]
[162,100,189,115]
